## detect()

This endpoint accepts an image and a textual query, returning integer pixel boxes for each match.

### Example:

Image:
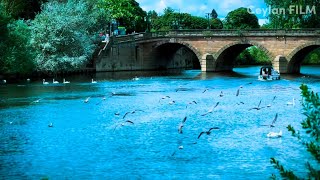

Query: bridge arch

[286,42,320,73]
[151,40,202,70]
[214,41,274,71]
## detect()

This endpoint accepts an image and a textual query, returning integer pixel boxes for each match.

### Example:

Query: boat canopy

[259,66,274,75]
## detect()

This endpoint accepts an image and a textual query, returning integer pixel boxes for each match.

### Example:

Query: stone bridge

[96,29,320,73]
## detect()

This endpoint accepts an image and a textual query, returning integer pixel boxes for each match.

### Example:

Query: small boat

[258,66,280,81]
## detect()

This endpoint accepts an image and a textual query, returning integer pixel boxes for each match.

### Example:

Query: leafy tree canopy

[224,7,259,29]
[30,0,107,74]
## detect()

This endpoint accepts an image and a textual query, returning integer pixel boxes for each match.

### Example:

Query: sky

[135,0,269,25]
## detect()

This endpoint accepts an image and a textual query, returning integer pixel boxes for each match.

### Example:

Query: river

[0,66,319,179]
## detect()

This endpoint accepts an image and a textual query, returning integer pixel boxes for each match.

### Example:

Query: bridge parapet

[112,29,320,44]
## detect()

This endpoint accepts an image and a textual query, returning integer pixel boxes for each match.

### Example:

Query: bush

[270,84,320,179]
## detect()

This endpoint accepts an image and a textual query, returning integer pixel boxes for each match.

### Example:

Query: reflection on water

[0,65,319,179]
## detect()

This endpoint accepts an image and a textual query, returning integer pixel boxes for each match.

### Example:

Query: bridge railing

[111,29,320,43]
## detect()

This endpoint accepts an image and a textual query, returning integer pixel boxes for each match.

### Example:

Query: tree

[0,0,47,19]
[0,3,35,76]
[30,0,107,74]
[210,18,223,29]
[224,7,259,29]
[0,19,35,75]
[270,84,320,179]
[151,8,208,31]
[99,0,146,33]
[304,49,320,65]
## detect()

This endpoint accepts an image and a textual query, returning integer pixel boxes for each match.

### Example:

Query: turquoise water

[0,66,319,179]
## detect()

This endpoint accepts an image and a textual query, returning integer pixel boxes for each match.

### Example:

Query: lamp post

[144,16,151,32]
[206,13,211,29]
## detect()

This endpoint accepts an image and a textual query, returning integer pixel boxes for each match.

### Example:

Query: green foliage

[99,0,146,33]
[0,0,46,19]
[224,7,259,29]
[210,18,223,29]
[151,8,208,31]
[271,84,320,179]
[270,158,299,179]
[30,0,106,74]
[0,19,35,75]
[264,0,320,28]
[235,46,271,65]
[303,48,320,65]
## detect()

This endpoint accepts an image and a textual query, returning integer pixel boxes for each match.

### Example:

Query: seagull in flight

[48,122,53,127]
[159,96,170,103]
[84,97,90,103]
[261,113,278,128]
[178,116,187,134]
[267,96,277,107]
[236,86,243,96]
[113,120,135,131]
[123,109,144,119]
[96,96,106,105]
[202,88,209,93]
[201,102,219,116]
[186,100,197,109]
[198,127,220,139]
[248,100,265,110]
[31,98,42,104]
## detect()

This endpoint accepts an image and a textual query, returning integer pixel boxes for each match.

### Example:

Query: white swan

[63,78,70,84]
[53,79,59,84]
[91,79,97,83]
[132,76,140,81]
[286,98,295,106]
[43,79,49,85]
[267,131,282,138]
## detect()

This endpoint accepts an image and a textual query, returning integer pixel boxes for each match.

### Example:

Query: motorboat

[258,66,280,81]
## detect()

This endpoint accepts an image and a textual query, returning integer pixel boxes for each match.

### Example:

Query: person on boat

[262,68,268,79]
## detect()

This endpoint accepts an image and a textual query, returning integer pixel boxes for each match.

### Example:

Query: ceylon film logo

[247,5,317,16]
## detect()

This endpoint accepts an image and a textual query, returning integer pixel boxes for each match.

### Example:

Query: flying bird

[197,127,220,139]
[202,88,209,93]
[31,98,41,104]
[48,122,53,127]
[262,113,278,128]
[248,100,265,110]
[236,88,241,96]
[201,102,219,116]
[267,96,277,107]
[96,96,106,105]
[113,120,135,131]
[178,116,187,134]
[123,109,144,119]
[236,102,245,105]
[159,96,170,102]
[169,100,176,105]
[84,97,90,103]
[186,100,197,109]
